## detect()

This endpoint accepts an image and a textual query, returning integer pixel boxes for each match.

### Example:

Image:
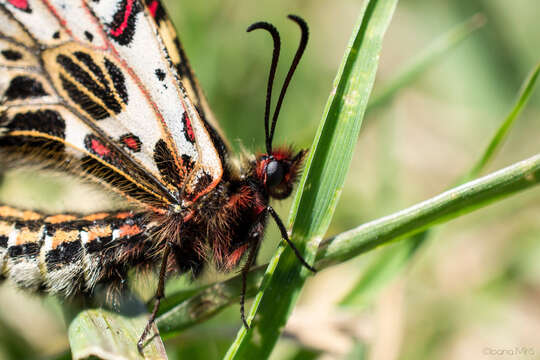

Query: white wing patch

[43,0,109,49]
[0,7,35,47]
[1,0,69,47]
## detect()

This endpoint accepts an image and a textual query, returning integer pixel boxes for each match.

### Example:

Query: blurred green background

[1,0,539,359]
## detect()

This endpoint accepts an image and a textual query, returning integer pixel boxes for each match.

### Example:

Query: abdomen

[0,206,154,297]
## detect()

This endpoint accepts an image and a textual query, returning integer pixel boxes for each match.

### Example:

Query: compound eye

[266,160,284,187]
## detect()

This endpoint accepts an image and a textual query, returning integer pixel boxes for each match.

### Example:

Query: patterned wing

[142,0,229,152]
[0,0,224,208]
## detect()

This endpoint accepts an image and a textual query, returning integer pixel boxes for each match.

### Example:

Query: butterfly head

[256,148,306,199]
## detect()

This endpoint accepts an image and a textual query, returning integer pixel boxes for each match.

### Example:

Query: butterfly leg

[267,206,317,273]
[240,241,260,329]
[137,242,172,354]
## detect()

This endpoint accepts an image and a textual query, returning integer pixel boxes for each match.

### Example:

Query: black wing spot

[60,74,109,120]
[0,235,8,248]
[155,68,166,81]
[154,139,183,186]
[1,49,23,61]
[45,240,82,271]
[0,111,65,156]
[181,154,195,173]
[4,76,48,100]
[57,52,128,119]
[186,171,213,201]
[53,31,60,39]
[104,58,129,105]
[9,242,39,258]
[57,54,124,115]
[84,31,94,42]
[6,109,65,138]
[73,51,107,84]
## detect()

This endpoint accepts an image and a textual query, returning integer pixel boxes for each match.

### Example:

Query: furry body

[0,153,296,297]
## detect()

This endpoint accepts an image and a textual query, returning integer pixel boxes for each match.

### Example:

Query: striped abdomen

[0,206,156,297]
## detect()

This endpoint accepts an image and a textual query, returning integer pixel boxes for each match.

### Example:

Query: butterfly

[0,0,314,351]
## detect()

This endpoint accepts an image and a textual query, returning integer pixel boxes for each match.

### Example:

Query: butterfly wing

[141,0,228,150]
[0,0,224,207]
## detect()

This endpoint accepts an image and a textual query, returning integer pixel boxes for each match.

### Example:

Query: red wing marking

[115,212,132,219]
[119,134,141,152]
[147,0,159,18]
[123,138,137,150]
[118,224,141,237]
[50,230,78,249]
[0,206,42,221]
[83,213,110,221]
[90,138,111,157]
[87,224,112,242]
[16,227,40,245]
[184,113,195,143]
[109,0,136,38]
[45,214,78,224]
[6,0,29,11]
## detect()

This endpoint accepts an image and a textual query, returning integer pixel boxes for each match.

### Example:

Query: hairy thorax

[163,164,269,275]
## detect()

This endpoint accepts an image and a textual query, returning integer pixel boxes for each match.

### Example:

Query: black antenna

[269,15,309,147]
[248,15,309,154]
[247,22,281,154]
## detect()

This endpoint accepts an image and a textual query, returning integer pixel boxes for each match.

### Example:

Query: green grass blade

[157,152,540,334]
[340,61,540,306]
[223,0,399,358]
[465,62,540,180]
[318,153,540,267]
[367,13,486,111]
[339,233,423,306]
[68,309,167,360]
